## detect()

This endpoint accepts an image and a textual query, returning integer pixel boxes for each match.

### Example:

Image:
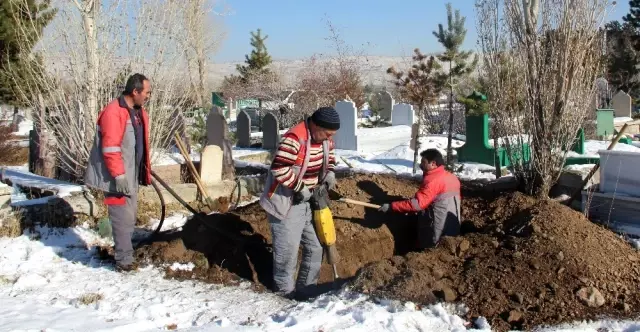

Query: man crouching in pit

[378,149,461,249]
[259,107,339,300]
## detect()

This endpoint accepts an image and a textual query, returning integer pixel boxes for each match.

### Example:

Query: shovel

[328,189,382,209]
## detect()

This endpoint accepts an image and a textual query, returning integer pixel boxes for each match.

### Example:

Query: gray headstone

[391,103,415,126]
[378,91,394,121]
[206,107,227,148]
[612,90,632,117]
[262,112,280,150]
[236,110,251,148]
[334,100,359,151]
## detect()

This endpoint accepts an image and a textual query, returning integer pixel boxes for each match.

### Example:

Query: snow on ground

[152,148,201,166]
[153,147,267,167]
[488,134,530,148]
[146,214,189,233]
[334,134,497,181]
[250,129,288,138]
[564,164,597,173]
[0,223,493,332]
[13,118,33,137]
[0,167,83,201]
[356,125,414,154]
[2,220,640,331]
[233,148,270,157]
[614,117,635,124]
[567,140,640,158]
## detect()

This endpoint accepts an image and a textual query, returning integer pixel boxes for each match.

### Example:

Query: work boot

[115,261,138,273]
[276,290,296,301]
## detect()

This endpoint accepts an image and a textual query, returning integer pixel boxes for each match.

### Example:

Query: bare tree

[7,0,196,179]
[476,0,610,198]
[296,18,367,111]
[179,0,227,108]
[388,49,442,174]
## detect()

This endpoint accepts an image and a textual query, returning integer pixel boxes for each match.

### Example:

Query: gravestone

[334,100,358,151]
[236,110,251,148]
[199,145,223,185]
[611,90,632,118]
[392,103,415,126]
[596,109,614,138]
[206,106,226,148]
[378,91,394,121]
[262,112,280,150]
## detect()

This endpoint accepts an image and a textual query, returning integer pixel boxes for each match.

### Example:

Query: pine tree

[432,3,478,168]
[605,20,640,96]
[624,0,640,29]
[236,29,272,80]
[0,0,57,105]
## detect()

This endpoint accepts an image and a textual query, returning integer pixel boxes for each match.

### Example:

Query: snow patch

[0,168,83,199]
[169,262,195,272]
[13,119,33,137]
[567,140,640,158]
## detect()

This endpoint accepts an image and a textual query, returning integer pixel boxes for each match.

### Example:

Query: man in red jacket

[84,74,152,272]
[378,149,461,249]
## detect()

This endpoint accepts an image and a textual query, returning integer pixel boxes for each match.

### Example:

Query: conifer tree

[624,0,640,29]
[433,3,478,168]
[0,0,56,105]
[236,29,272,80]
[605,20,640,96]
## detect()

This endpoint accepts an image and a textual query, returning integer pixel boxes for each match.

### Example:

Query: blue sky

[214,0,630,63]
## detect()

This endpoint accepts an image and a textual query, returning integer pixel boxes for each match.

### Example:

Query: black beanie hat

[311,107,340,130]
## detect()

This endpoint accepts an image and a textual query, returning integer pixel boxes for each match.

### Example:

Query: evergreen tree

[433,2,478,168]
[624,0,640,29]
[236,29,272,80]
[0,0,57,105]
[605,21,640,96]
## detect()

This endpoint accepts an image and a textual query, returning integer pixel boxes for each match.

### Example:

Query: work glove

[378,203,390,213]
[292,186,312,205]
[323,171,337,191]
[114,174,130,195]
[314,183,328,199]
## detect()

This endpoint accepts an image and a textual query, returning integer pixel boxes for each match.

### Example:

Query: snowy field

[3,219,640,331]
[3,124,640,331]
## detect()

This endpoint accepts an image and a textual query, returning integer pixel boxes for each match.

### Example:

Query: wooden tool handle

[174,133,213,204]
[338,198,381,209]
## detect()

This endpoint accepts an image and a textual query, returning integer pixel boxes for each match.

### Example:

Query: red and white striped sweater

[271,133,336,192]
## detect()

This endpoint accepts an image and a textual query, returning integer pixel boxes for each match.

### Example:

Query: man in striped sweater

[259,107,340,299]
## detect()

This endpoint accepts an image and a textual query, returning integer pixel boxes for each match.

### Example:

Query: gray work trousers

[106,189,138,265]
[267,202,323,297]
[416,205,460,249]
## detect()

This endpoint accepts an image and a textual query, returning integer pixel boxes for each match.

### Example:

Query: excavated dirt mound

[352,192,640,331]
[132,173,418,294]
[126,173,640,330]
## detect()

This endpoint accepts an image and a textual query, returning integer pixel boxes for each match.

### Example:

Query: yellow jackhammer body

[309,185,339,280]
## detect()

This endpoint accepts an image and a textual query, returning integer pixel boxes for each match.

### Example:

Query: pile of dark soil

[126,173,640,331]
[352,191,640,331]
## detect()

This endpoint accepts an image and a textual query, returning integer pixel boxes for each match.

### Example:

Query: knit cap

[310,107,340,130]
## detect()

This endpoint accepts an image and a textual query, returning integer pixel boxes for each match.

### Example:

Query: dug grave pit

[133,173,419,294]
